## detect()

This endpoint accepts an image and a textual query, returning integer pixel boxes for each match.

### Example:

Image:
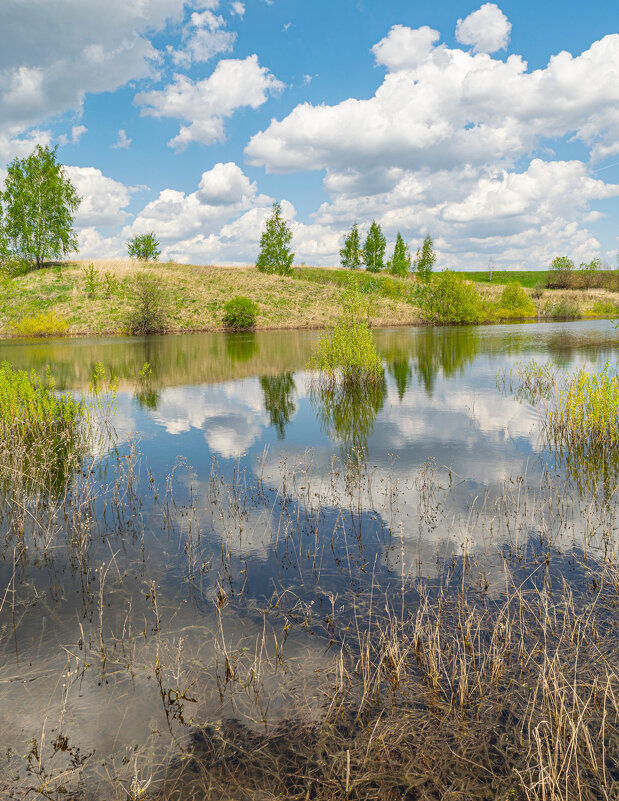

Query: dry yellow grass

[0,260,616,339]
[0,260,422,337]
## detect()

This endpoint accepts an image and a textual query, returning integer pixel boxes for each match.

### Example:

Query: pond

[1,319,618,800]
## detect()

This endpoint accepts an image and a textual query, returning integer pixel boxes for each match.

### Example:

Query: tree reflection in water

[260,372,296,439]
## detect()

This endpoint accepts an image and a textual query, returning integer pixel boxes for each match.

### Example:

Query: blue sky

[1,0,618,269]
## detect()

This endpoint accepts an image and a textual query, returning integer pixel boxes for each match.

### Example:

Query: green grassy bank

[0,260,617,338]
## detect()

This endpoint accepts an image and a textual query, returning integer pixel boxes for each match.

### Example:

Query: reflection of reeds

[2,438,619,800]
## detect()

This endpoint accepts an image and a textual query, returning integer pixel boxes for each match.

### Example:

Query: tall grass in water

[307,284,382,386]
[0,361,114,495]
[545,363,619,492]
[308,284,384,465]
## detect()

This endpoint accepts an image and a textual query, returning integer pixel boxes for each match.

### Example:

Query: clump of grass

[125,272,170,335]
[415,270,486,325]
[496,281,536,318]
[12,310,69,337]
[222,296,259,330]
[0,362,84,492]
[542,298,582,319]
[547,363,619,453]
[308,284,382,385]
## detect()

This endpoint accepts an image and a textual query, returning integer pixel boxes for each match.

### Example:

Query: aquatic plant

[222,296,259,330]
[0,361,114,493]
[307,284,382,385]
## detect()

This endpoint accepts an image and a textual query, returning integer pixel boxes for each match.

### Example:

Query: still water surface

[0,319,617,794]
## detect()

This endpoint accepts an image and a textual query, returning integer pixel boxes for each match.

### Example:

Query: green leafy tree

[256,202,294,275]
[363,220,386,273]
[388,232,411,277]
[414,234,436,281]
[547,255,575,289]
[127,232,161,262]
[340,223,362,269]
[580,257,601,290]
[0,145,80,270]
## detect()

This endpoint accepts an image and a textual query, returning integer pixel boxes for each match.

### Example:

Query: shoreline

[0,259,616,340]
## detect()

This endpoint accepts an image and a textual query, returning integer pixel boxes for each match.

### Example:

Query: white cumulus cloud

[455,3,512,54]
[135,55,284,149]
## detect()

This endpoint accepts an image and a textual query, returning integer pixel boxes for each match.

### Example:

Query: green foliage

[340,223,362,270]
[13,311,69,337]
[0,362,82,433]
[496,282,536,318]
[380,276,407,300]
[542,298,582,319]
[414,234,436,281]
[127,232,161,262]
[581,257,601,289]
[0,145,80,270]
[415,270,485,325]
[590,300,619,317]
[546,256,575,289]
[388,233,411,277]
[308,284,382,384]
[363,220,386,273]
[222,296,259,330]
[83,263,98,297]
[125,273,169,335]
[545,363,619,493]
[103,270,119,296]
[531,281,545,299]
[256,202,294,276]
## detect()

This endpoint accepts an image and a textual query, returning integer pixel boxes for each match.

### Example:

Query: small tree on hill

[127,232,161,262]
[548,255,575,289]
[0,145,80,270]
[388,232,410,277]
[256,202,294,276]
[363,220,386,273]
[340,223,362,269]
[414,234,436,281]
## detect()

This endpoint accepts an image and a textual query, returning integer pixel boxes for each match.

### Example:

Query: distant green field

[296,266,619,291]
[460,270,548,288]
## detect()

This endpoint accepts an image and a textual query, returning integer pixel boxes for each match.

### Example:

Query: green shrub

[380,276,407,300]
[542,298,582,319]
[590,300,618,317]
[82,263,98,297]
[103,270,119,296]
[125,273,169,335]
[222,296,259,330]
[308,284,382,385]
[496,282,536,318]
[415,271,485,325]
[531,281,545,299]
[13,310,69,337]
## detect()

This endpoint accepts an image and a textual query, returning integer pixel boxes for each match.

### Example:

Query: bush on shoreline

[222,296,259,330]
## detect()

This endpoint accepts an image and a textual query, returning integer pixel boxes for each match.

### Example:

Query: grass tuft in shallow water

[308,284,382,385]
